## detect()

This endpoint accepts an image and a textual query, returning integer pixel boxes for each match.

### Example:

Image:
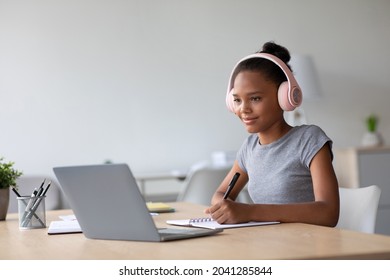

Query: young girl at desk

[205,42,339,227]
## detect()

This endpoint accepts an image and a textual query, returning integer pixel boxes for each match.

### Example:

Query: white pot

[361,131,382,147]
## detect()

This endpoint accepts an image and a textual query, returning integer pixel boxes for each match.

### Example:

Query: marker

[24,188,38,212]
[223,172,240,199]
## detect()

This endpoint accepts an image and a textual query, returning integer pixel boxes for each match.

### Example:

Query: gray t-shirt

[237,125,332,204]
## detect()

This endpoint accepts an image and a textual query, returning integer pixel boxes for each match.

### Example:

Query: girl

[205,42,339,227]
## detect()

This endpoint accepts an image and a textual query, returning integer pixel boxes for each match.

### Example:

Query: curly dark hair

[231,41,292,87]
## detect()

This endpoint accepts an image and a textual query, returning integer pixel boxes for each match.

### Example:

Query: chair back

[336,185,381,233]
[177,164,231,205]
[8,175,62,213]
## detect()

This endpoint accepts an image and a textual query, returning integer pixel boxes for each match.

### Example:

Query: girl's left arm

[306,142,340,226]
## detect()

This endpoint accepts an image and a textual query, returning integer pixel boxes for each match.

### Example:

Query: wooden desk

[1,202,390,260]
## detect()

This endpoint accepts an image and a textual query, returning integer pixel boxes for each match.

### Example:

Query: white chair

[8,175,62,213]
[336,185,381,234]
[176,163,231,205]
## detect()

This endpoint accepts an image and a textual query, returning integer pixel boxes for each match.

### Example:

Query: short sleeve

[300,125,333,168]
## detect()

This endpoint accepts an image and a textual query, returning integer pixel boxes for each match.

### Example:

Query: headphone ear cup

[226,89,235,112]
[278,81,295,111]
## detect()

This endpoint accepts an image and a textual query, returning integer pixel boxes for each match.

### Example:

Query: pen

[11,186,21,197]
[42,181,51,196]
[38,178,46,188]
[223,172,240,199]
[29,181,50,214]
[36,179,46,196]
[21,188,38,226]
[24,188,38,212]
[36,186,44,197]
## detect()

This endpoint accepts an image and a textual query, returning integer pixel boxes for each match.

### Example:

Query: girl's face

[232,70,284,134]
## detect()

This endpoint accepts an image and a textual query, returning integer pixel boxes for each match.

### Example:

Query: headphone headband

[226,52,302,112]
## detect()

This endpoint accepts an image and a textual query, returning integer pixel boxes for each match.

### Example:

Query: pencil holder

[17,196,46,229]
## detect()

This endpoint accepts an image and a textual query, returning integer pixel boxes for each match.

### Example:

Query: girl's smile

[241,116,258,126]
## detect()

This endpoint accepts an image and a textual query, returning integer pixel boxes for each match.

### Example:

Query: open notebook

[167,217,279,229]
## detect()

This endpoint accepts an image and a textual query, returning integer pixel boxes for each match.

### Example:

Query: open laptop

[53,163,222,242]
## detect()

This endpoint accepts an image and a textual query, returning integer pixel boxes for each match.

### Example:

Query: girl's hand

[204,200,251,224]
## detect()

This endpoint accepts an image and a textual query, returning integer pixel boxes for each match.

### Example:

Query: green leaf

[0,157,23,189]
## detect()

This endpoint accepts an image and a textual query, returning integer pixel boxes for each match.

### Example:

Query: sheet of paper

[47,220,82,235]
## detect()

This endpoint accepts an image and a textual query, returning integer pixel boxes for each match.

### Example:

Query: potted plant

[361,114,383,147]
[0,157,23,220]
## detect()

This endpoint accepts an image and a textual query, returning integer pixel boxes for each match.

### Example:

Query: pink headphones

[226,53,302,112]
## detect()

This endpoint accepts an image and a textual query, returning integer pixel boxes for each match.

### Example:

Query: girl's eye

[251,96,262,102]
[233,98,241,103]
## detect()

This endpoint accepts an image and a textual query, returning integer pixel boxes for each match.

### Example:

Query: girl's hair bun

[260,41,291,65]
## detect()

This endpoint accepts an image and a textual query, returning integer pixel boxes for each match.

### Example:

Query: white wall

[1,1,390,191]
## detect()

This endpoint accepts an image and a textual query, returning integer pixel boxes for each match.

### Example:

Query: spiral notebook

[166,217,279,229]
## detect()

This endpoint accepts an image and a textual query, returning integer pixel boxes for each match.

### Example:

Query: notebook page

[166,218,279,229]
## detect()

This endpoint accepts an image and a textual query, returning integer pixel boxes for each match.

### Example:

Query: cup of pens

[17,195,46,229]
[14,180,51,230]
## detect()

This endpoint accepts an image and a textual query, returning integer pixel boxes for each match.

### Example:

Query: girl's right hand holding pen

[205,199,252,224]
